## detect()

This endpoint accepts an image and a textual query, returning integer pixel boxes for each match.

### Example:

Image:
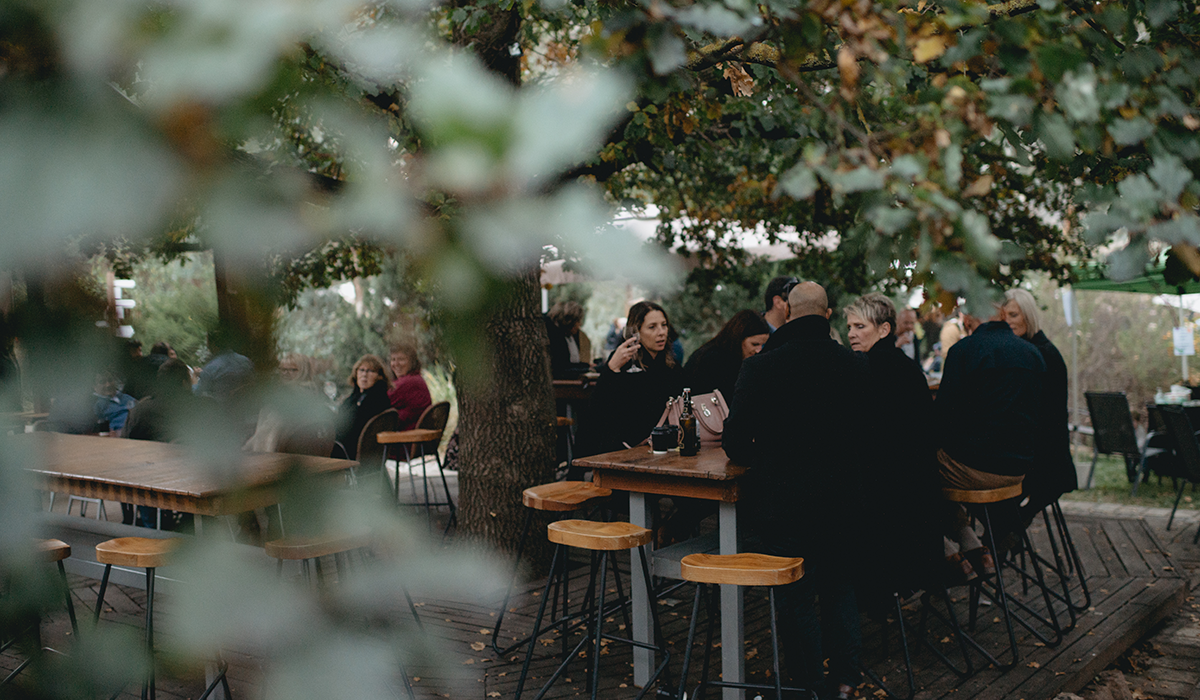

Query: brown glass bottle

[679,388,699,456]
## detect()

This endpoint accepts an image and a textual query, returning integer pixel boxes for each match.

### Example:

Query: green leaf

[1149,155,1193,201]
[998,240,1026,263]
[648,34,686,75]
[778,164,819,199]
[1146,0,1180,26]
[867,206,915,235]
[959,210,1000,264]
[829,166,885,194]
[1106,243,1150,281]
[943,147,963,189]
[1037,113,1075,161]
[1148,215,1200,245]
[671,4,757,36]
[890,155,927,180]
[1116,173,1162,218]
[1056,65,1100,123]
[1036,44,1085,83]
[1108,117,1154,146]
[1081,211,1133,244]
[1121,47,1162,81]
[986,94,1035,126]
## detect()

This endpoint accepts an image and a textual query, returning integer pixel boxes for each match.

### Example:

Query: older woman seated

[334,354,393,460]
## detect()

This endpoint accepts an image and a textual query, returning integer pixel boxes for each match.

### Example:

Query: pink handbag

[653,389,730,446]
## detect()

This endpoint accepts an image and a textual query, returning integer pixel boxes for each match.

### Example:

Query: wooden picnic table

[20,432,357,519]
[571,445,746,697]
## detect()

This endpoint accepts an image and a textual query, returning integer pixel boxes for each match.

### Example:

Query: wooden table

[21,432,357,522]
[572,446,746,697]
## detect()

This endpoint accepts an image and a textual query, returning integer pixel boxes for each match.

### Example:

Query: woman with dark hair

[683,309,770,399]
[334,354,393,460]
[843,292,942,599]
[576,301,682,457]
[388,343,432,431]
[1003,288,1076,517]
[546,301,593,378]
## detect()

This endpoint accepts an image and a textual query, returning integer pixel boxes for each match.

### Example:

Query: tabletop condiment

[679,388,699,456]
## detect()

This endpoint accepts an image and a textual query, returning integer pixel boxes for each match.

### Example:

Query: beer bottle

[680,388,699,456]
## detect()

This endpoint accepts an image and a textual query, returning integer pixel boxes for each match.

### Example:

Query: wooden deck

[2,509,1189,699]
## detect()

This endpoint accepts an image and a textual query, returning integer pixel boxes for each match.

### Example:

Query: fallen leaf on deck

[463,659,475,665]
[480,629,492,634]
[471,642,486,651]
[1027,661,1040,668]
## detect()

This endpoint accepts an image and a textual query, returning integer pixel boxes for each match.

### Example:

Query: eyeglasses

[356,367,379,375]
[781,277,800,298]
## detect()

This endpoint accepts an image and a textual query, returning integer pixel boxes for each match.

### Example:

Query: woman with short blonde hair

[334,354,393,459]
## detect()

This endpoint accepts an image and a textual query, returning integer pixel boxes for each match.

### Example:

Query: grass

[1063,445,1199,510]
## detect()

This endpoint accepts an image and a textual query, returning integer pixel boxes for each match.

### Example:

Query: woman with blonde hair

[334,354,393,460]
[1003,288,1076,516]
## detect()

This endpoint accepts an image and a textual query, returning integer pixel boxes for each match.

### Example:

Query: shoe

[963,546,996,576]
[944,552,977,585]
[835,683,855,699]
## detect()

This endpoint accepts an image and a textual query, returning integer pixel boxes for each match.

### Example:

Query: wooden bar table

[572,445,746,698]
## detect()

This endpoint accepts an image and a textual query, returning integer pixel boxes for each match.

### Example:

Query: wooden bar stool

[491,481,612,657]
[514,520,672,700]
[93,537,230,700]
[675,553,812,700]
[264,531,371,587]
[1,540,79,687]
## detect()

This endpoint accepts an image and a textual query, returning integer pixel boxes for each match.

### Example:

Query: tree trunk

[456,269,557,560]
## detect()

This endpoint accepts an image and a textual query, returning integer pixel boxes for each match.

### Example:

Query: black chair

[382,402,456,531]
[345,408,400,491]
[1150,405,1200,541]
[1084,392,1161,488]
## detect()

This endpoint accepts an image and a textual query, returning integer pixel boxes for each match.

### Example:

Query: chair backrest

[356,408,400,471]
[278,422,337,458]
[1156,405,1200,483]
[1085,391,1141,457]
[417,401,451,434]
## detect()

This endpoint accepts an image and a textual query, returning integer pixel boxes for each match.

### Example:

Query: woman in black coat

[683,309,770,400]
[1004,289,1077,516]
[845,293,942,601]
[334,354,393,460]
[576,301,682,457]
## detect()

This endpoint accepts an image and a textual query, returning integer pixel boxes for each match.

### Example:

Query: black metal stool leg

[57,560,78,635]
[589,552,609,700]
[676,582,705,700]
[145,566,156,700]
[94,564,112,627]
[514,545,563,700]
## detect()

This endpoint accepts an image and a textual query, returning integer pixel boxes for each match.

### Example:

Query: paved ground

[1060,501,1200,700]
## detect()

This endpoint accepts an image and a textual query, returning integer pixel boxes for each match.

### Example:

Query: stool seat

[942,483,1023,504]
[264,532,370,561]
[547,520,651,550]
[37,539,71,563]
[680,553,805,587]
[95,537,180,569]
[556,416,574,428]
[377,429,442,445]
[522,482,611,512]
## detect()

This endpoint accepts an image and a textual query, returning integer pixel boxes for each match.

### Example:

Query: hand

[896,331,914,347]
[608,335,640,372]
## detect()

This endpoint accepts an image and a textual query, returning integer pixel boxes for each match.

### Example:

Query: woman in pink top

[388,343,432,430]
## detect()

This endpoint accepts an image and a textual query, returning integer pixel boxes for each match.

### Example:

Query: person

[244,352,331,453]
[334,354,393,460]
[895,307,920,361]
[575,301,682,457]
[844,293,941,604]
[936,304,1046,556]
[388,343,432,431]
[761,276,798,333]
[683,309,770,399]
[193,331,254,404]
[145,341,176,372]
[119,339,156,400]
[1003,289,1077,518]
[92,370,136,434]
[724,281,867,699]
[124,359,197,443]
[546,301,593,378]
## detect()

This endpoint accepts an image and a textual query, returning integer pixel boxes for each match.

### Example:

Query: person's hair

[156,359,193,398]
[1003,288,1041,339]
[150,341,173,356]
[388,343,422,376]
[763,276,799,312]
[278,352,315,383]
[348,354,391,389]
[697,310,771,361]
[624,301,676,369]
[843,292,897,335]
[549,301,585,331]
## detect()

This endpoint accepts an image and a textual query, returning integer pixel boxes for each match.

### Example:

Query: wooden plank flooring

[2,511,1187,699]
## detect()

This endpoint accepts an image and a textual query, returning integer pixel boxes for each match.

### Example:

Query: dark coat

[682,341,742,400]
[935,321,1046,476]
[860,338,942,595]
[723,315,869,569]
[1023,330,1077,508]
[576,349,682,456]
[336,381,391,460]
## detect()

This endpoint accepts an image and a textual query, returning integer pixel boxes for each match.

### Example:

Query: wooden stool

[515,520,672,700]
[675,553,810,700]
[93,537,229,700]
[1,541,78,687]
[942,483,1062,670]
[491,481,612,656]
[264,531,370,586]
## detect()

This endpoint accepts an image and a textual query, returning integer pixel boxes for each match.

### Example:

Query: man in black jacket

[724,281,869,700]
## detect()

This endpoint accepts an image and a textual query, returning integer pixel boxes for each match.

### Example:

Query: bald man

[724,281,868,699]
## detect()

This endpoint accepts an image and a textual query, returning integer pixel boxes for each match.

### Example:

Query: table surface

[571,444,746,482]
[18,432,356,515]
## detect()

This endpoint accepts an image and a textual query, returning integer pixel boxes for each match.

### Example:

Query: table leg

[628,492,654,688]
[719,501,744,700]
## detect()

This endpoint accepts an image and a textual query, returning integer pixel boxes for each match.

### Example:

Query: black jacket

[682,341,742,400]
[936,321,1046,476]
[576,349,682,456]
[336,381,391,460]
[1024,330,1077,505]
[723,315,869,567]
[860,337,942,594]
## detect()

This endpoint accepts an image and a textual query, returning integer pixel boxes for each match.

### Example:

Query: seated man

[724,281,869,700]
[93,370,136,434]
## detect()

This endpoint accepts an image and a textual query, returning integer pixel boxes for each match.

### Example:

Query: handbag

[654,389,730,446]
